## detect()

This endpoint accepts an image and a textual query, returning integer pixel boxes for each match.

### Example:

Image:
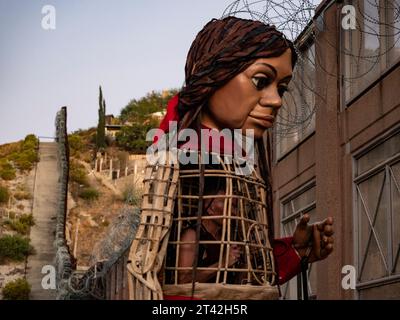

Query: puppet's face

[202,49,293,139]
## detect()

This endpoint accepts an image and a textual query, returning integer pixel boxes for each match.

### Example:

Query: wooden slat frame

[128,148,277,300]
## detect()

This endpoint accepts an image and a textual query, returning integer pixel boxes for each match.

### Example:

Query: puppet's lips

[248,113,275,127]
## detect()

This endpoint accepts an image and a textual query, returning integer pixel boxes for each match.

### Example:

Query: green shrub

[21,135,38,152]
[0,161,16,180]
[13,191,32,200]
[78,187,99,201]
[116,123,157,154]
[0,168,16,180]
[14,221,29,235]
[0,185,10,203]
[1,160,14,170]
[13,150,37,171]
[69,161,88,186]
[3,220,28,235]
[23,149,37,163]
[4,214,35,235]
[69,134,83,155]
[8,211,16,219]
[2,135,39,173]
[2,278,31,300]
[0,235,33,262]
[23,134,38,145]
[6,152,19,162]
[21,141,36,152]
[122,183,142,206]
[0,142,21,159]
[16,161,32,171]
[19,214,35,227]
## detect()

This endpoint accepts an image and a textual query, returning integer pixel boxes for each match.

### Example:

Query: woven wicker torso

[127,149,278,300]
[163,150,277,299]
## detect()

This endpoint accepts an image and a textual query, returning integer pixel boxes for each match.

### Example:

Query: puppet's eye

[252,76,271,90]
[278,86,288,97]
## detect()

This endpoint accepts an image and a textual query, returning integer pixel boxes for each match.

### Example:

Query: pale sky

[0,0,229,144]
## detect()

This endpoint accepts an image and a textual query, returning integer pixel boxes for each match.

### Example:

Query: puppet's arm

[273,237,301,285]
[127,150,179,300]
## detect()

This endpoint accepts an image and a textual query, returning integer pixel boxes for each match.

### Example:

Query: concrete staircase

[26,142,59,299]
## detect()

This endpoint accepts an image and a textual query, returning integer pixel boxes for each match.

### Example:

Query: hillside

[65,89,177,267]
[0,135,39,299]
[0,89,178,295]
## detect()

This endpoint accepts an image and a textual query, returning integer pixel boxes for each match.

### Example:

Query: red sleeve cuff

[273,237,302,285]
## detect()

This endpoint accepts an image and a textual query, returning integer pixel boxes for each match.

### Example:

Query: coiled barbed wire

[222,0,319,142]
[222,0,318,40]
[63,207,140,299]
[222,0,400,143]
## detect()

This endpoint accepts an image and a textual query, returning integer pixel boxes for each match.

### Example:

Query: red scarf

[159,94,180,134]
[155,94,249,156]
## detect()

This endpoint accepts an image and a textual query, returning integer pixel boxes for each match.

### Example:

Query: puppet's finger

[316,217,334,232]
[320,243,334,259]
[297,214,310,230]
[313,224,322,260]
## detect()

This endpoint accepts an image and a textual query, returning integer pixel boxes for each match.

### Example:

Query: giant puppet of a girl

[127,16,334,300]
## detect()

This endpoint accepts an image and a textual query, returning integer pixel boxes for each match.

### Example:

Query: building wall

[342,56,400,300]
[105,127,121,138]
[272,1,400,300]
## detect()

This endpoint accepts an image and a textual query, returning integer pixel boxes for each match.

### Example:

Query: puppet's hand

[292,214,334,263]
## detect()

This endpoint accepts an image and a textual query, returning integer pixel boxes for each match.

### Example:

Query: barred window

[354,129,400,297]
[343,0,400,101]
[280,182,317,300]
